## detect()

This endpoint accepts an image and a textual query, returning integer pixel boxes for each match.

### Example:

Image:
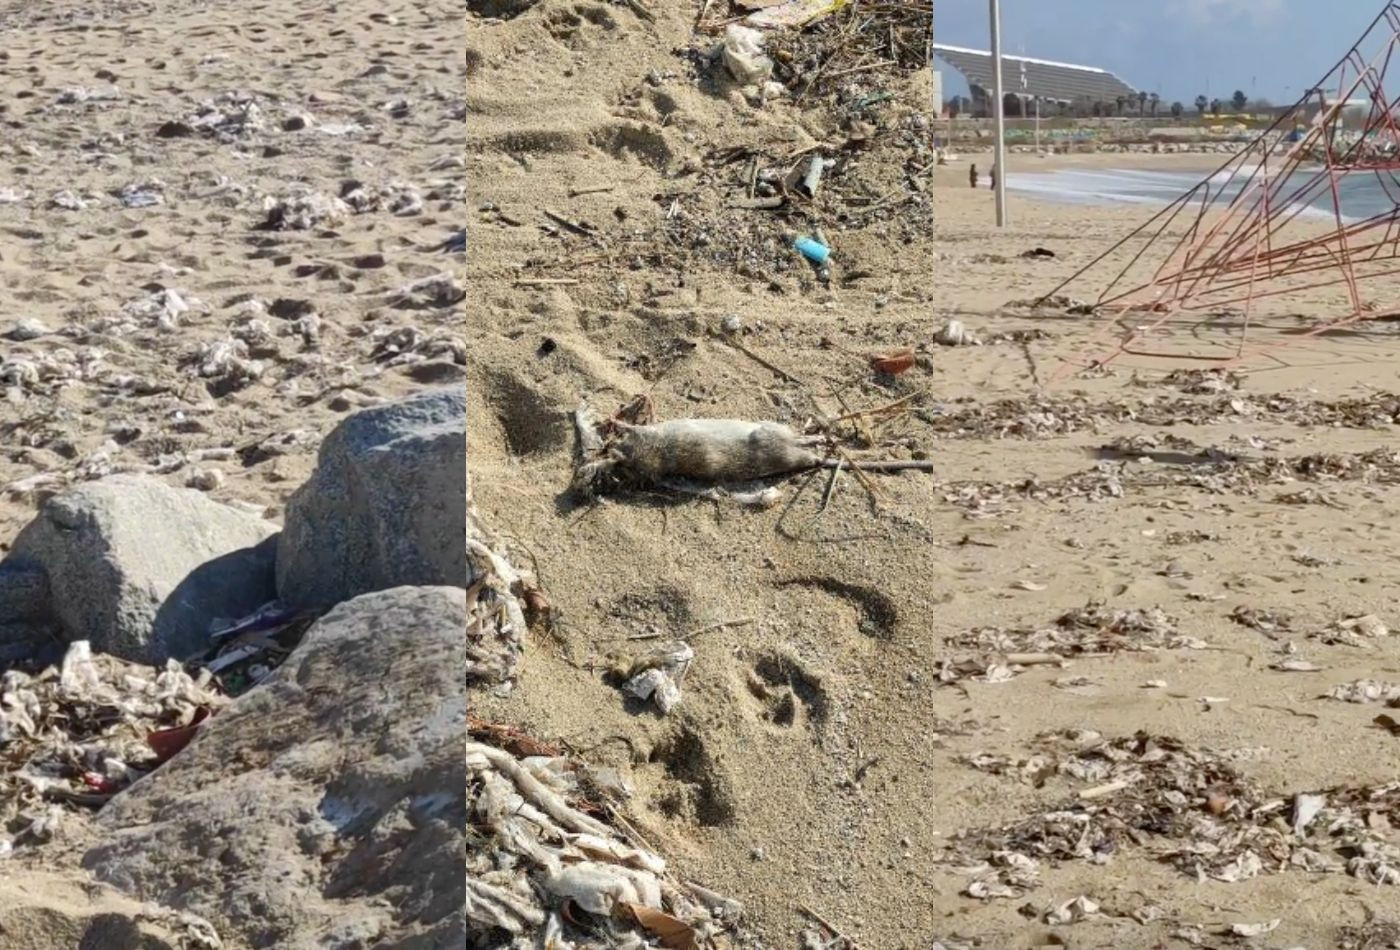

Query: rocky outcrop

[83,585,466,949]
[0,475,277,664]
[276,387,466,612]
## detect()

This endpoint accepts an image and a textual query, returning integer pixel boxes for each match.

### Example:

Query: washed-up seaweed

[0,641,225,856]
[467,732,740,947]
[938,604,1203,685]
[948,731,1400,896]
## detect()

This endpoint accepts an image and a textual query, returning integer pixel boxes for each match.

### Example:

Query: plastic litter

[791,234,830,265]
[721,24,773,85]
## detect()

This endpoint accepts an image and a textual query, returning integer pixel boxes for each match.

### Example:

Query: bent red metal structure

[1041,3,1400,376]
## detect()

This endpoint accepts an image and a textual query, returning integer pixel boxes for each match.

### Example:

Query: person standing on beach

[989,164,997,191]
[969,163,978,188]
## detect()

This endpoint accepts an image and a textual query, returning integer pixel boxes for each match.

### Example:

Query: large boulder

[1,474,278,664]
[276,388,466,612]
[83,585,467,949]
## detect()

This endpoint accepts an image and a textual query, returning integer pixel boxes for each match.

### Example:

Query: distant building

[932,43,1137,117]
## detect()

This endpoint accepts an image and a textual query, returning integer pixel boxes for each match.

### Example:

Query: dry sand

[469,2,1400,947]
[0,0,465,555]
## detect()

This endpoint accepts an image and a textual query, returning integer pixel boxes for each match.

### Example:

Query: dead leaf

[870,347,915,375]
[1373,714,1400,736]
[622,902,697,950]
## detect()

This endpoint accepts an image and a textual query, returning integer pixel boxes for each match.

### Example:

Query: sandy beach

[463,5,1400,948]
[0,0,465,553]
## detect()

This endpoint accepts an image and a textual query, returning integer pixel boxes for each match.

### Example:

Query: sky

[935,0,1383,106]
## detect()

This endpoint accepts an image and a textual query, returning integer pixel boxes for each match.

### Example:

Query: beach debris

[720,24,773,84]
[122,287,192,331]
[0,640,225,855]
[940,602,1197,684]
[948,729,1400,895]
[259,190,349,230]
[1340,919,1400,949]
[467,727,738,946]
[190,338,265,388]
[790,233,831,265]
[1163,368,1243,394]
[468,467,529,691]
[118,181,164,208]
[1228,919,1281,938]
[50,189,88,210]
[869,347,915,375]
[1041,895,1099,925]
[1326,680,1400,704]
[388,273,465,309]
[1269,656,1323,673]
[934,319,977,347]
[795,154,834,199]
[621,640,694,714]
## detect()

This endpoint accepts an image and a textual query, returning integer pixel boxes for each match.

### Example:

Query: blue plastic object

[792,235,830,265]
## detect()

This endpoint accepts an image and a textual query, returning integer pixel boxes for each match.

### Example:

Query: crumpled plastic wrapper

[467,736,740,947]
[1,640,226,856]
[622,642,694,715]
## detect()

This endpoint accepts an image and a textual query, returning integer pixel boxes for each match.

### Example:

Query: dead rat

[571,404,932,495]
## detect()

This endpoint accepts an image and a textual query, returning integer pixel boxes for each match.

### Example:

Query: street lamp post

[988,0,1007,226]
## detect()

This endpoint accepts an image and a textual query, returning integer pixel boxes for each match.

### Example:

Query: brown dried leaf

[622,902,698,950]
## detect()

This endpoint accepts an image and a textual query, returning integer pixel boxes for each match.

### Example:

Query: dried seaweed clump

[467,736,741,947]
[948,732,1400,897]
[939,603,1199,684]
[0,641,225,856]
[466,474,529,691]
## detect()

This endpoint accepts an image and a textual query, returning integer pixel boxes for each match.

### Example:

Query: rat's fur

[571,405,932,495]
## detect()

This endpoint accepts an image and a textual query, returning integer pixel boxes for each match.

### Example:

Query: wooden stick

[515,278,580,287]
[832,393,918,423]
[1078,777,1137,800]
[683,617,755,639]
[829,459,934,473]
[797,904,863,950]
[543,208,595,236]
[713,331,806,386]
[1004,652,1064,666]
[567,185,615,198]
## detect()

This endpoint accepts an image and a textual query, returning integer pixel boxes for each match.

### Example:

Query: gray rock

[276,388,465,611]
[85,585,466,949]
[3,474,278,663]
[0,563,50,623]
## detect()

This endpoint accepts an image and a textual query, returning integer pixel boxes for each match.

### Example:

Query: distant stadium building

[932,44,1137,117]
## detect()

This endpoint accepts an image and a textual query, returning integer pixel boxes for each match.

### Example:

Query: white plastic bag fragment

[721,25,773,84]
[622,641,694,714]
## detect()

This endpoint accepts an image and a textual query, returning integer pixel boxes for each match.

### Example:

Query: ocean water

[1004,166,1400,224]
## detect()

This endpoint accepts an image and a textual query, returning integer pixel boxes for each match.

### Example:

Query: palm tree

[1149,92,1160,116]
[1195,95,1208,116]
[1171,101,1184,118]
[1137,91,1148,114]
[1231,89,1248,112]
